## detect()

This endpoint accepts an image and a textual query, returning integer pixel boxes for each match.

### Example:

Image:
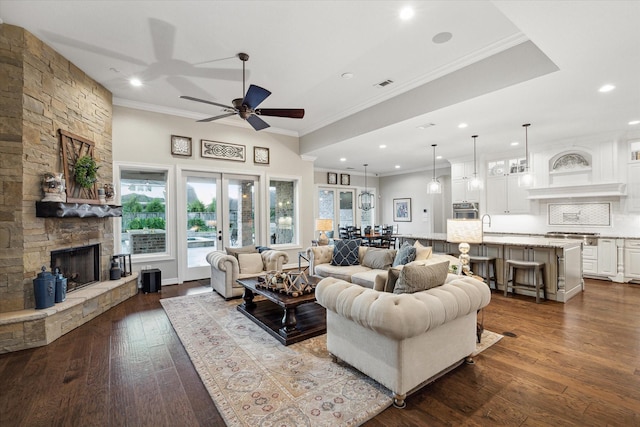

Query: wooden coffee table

[236,275,325,346]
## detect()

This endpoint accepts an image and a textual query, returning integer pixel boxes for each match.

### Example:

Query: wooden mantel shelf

[36,201,122,218]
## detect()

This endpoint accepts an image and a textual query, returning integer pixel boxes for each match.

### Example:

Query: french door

[180,170,259,282]
[317,187,357,236]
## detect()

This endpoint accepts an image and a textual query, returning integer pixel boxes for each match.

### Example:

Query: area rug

[161,291,502,427]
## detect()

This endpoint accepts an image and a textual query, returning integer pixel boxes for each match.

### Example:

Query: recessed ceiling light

[599,84,615,93]
[436,156,442,160]
[341,72,354,79]
[629,120,640,125]
[129,77,142,87]
[511,141,519,146]
[340,157,346,162]
[399,6,415,20]
[395,165,400,169]
[458,123,468,129]
[379,144,387,149]
[432,32,453,44]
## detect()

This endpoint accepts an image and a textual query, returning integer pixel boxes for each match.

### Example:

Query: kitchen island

[396,234,583,303]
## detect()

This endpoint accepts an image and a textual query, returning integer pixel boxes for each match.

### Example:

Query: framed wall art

[201,140,246,162]
[254,146,270,164]
[327,172,337,185]
[340,173,350,185]
[393,198,412,222]
[171,135,192,156]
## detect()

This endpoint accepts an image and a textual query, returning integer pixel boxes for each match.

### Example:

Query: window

[269,179,297,245]
[117,166,171,257]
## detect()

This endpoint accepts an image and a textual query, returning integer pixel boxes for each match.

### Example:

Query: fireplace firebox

[50,244,101,293]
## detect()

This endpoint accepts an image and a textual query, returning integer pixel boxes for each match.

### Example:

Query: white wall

[379,167,451,235]
[112,106,315,283]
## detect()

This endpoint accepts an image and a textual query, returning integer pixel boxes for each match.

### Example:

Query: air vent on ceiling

[346,167,355,170]
[374,79,394,88]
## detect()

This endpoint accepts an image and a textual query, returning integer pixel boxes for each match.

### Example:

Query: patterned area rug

[161,291,502,427]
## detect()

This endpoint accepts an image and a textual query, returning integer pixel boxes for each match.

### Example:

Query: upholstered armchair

[205,249,289,299]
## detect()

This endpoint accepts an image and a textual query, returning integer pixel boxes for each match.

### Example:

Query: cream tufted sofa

[205,250,289,299]
[315,274,491,408]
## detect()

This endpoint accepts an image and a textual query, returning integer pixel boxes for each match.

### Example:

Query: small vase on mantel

[41,172,66,202]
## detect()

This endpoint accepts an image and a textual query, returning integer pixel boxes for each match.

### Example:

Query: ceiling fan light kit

[180,53,304,131]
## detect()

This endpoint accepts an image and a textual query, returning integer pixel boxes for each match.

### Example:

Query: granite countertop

[396,233,581,248]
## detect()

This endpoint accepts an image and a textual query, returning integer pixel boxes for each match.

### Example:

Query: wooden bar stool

[469,256,497,289]
[504,260,546,303]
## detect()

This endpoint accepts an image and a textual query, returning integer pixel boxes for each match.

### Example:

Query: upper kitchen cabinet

[486,158,530,214]
[627,140,640,211]
[451,161,480,203]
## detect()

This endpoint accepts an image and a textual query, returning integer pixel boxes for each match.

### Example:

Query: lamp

[358,163,374,211]
[518,123,534,187]
[315,218,334,245]
[468,135,483,191]
[447,219,483,275]
[427,144,442,194]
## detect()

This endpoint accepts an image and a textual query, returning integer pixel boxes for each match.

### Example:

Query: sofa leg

[465,356,475,365]
[329,353,340,364]
[392,393,407,409]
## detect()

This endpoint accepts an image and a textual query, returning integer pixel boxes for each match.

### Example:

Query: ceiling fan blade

[197,112,237,123]
[149,18,175,62]
[243,84,271,109]
[180,95,234,110]
[246,114,270,131]
[255,108,305,119]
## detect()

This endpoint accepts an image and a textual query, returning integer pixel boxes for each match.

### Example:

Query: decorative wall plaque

[171,135,192,156]
[201,140,246,162]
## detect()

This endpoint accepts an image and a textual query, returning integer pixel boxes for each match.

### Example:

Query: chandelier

[358,163,374,211]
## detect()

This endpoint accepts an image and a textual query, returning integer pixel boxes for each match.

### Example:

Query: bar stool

[504,260,546,303]
[469,256,497,289]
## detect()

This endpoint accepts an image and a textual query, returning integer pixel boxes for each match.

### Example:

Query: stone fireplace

[0,24,138,353]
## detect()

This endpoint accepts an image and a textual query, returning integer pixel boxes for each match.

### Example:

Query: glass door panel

[185,173,221,281]
[339,190,355,227]
[225,176,258,248]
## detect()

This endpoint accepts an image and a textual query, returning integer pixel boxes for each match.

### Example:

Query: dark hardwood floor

[1,278,639,426]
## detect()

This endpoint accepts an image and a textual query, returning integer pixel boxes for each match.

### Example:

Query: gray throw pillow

[331,239,362,266]
[392,242,416,267]
[384,267,402,292]
[362,248,395,270]
[393,260,450,294]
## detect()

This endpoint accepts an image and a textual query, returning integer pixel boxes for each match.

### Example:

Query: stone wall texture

[0,24,114,313]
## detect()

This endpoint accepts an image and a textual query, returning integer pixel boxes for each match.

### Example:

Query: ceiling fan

[180,53,304,131]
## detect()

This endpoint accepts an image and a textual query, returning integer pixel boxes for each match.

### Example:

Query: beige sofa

[307,244,459,289]
[205,249,289,299]
[315,274,491,408]
[306,245,397,288]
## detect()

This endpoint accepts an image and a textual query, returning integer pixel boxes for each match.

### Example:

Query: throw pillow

[362,248,395,270]
[413,241,433,261]
[238,253,264,274]
[331,239,362,266]
[226,245,258,260]
[392,242,416,267]
[393,260,450,294]
[384,266,402,292]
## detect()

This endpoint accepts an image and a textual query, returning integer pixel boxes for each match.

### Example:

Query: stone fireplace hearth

[0,24,138,353]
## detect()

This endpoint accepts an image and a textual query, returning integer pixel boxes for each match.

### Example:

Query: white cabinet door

[624,240,640,278]
[583,245,598,275]
[627,163,640,212]
[486,176,508,214]
[597,239,617,276]
[451,161,480,203]
[506,174,530,213]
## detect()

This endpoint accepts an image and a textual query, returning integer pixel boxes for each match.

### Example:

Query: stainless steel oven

[453,202,479,219]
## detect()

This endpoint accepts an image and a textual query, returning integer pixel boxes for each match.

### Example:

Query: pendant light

[358,163,374,211]
[427,144,442,194]
[468,135,483,191]
[518,123,534,187]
